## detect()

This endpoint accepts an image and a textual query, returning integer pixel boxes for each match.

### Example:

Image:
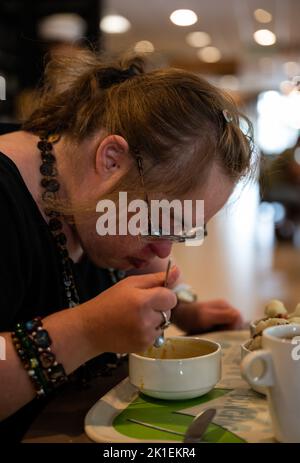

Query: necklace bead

[41,152,55,163]
[37,140,52,151]
[40,162,57,177]
[45,179,60,192]
[48,218,63,232]
[54,233,67,246]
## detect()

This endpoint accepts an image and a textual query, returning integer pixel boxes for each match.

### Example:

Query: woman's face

[73,160,235,270]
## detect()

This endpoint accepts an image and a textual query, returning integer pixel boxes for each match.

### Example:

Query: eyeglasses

[134,153,207,244]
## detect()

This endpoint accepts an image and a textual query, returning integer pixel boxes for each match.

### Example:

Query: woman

[0,49,253,439]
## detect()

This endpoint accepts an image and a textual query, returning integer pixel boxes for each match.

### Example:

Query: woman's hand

[126,257,243,333]
[0,266,180,421]
[79,266,180,356]
[171,299,243,334]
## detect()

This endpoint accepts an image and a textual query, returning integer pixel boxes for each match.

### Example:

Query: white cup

[241,324,300,442]
[240,340,266,395]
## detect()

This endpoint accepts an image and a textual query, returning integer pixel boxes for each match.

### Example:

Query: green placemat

[113,388,245,443]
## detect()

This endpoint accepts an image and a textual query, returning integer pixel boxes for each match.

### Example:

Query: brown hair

[22,48,254,203]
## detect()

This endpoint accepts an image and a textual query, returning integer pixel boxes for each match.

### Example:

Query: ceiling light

[38,13,87,41]
[198,46,221,63]
[100,14,131,34]
[134,40,155,53]
[186,31,211,47]
[170,9,198,27]
[254,29,276,46]
[254,8,272,23]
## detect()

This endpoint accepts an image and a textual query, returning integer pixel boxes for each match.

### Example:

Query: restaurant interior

[1,0,299,324]
[1,0,300,445]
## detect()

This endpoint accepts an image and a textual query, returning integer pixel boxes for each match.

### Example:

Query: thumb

[134,265,180,289]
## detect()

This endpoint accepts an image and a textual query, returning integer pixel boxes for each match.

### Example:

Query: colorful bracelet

[25,317,68,388]
[12,317,68,398]
[12,324,52,397]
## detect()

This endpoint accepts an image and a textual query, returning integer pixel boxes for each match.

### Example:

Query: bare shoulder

[0,131,35,158]
[0,131,40,199]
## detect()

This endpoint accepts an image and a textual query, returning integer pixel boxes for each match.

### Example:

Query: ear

[95,134,132,181]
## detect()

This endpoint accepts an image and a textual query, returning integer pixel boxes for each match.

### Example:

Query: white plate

[84,378,174,443]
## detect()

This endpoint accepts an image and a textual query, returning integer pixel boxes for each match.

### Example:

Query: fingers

[146,287,177,312]
[130,266,180,289]
[152,309,171,330]
[202,299,235,310]
[212,307,242,326]
[228,312,244,329]
[197,301,242,332]
[163,267,182,289]
[201,300,242,325]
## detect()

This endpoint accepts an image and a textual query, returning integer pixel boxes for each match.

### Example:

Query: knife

[127,408,216,442]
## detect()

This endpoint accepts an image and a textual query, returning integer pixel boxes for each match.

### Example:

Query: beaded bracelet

[12,324,52,397]
[12,317,68,398]
[25,317,68,388]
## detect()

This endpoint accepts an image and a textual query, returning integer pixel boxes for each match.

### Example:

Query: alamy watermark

[291,336,300,361]
[95,192,205,246]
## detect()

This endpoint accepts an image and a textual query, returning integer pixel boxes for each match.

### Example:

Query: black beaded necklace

[37,134,128,385]
[37,134,80,308]
[38,135,126,303]
[36,70,138,307]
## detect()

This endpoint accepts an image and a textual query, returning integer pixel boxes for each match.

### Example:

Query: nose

[148,241,173,259]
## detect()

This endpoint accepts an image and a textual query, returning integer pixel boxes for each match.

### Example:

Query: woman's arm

[0,304,94,421]
[0,268,179,421]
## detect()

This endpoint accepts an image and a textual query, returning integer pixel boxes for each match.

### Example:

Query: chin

[112,261,133,271]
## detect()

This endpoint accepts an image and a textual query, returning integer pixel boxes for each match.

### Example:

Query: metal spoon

[183,408,216,443]
[153,259,172,348]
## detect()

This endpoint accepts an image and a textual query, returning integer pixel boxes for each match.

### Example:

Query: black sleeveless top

[0,124,116,441]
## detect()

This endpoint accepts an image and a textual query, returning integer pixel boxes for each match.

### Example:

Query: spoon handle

[153,259,171,348]
[163,259,172,288]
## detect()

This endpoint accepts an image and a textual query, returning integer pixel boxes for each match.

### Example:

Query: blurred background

[0,0,300,322]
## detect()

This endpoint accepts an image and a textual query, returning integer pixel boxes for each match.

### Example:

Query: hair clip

[222,109,233,123]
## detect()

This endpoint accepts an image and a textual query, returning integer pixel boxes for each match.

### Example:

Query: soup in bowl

[129,336,221,400]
